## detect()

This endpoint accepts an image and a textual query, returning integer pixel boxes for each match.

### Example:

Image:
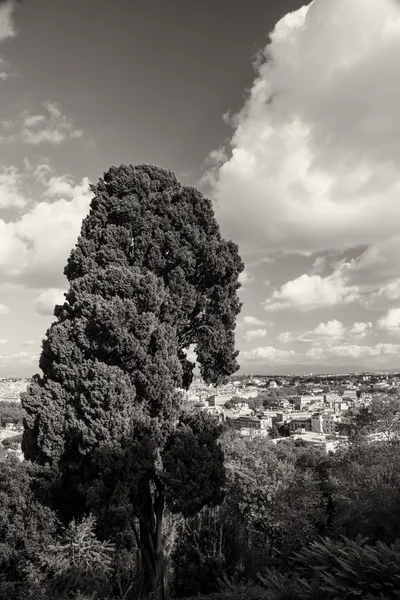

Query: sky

[1,0,400,376]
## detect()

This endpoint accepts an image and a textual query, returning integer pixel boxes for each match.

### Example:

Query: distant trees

[21,164,243,600]
[224,393,278,411]
[0,402,23,427]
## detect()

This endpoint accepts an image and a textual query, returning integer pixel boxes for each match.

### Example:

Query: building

[207,394,233,407]
[324,393,342,404]
[292,395,324,409]
[288,431,347,453]
[311,413,338,435]
[343,390,358,400]
[289,416,312,432]
[230,415,272,431]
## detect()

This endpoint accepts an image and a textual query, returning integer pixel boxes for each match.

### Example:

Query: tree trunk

[135,475,168,600]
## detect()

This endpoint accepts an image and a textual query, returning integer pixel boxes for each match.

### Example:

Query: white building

[207,394,233,407]
[311,413,339,435]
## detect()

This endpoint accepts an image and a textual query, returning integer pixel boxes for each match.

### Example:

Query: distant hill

[238,364,397,376]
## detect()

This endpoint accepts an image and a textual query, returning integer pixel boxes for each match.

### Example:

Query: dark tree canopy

[21,164,243,599]
[23,164,242,461]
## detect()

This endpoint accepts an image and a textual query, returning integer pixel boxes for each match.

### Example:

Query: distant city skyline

[1,0,400,376]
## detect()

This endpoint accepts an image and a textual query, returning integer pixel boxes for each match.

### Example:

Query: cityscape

[1,369,399,460]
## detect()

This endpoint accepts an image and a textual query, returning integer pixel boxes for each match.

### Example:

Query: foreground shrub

[258,536,400,599]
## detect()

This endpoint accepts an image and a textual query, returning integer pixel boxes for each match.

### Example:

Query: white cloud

[44,174,80,198]
[33,288,66,316]
[240,346,297,363]
[207,0,400,263]
[276,331,296,344]
[370,279,400,305]
[0,102,83,145]
[377,308,400,336]
[278,319,373,346]
[23,339,36,347]
[0,166,28,208]
[311,320,345,339]
[0,339,8,345]
[310,256,327,275]
[0,304,9,315]
[238,269,254,287]
[278,319,345,343]
[348,321,373,338]
[0,1,17,79]
[0,168,93,288]
[20,101,83,145]
[263,270,360,311]
[244,328,268,342]
[0,351,39,367]
[242,315,267,327]
[240,340,400,367]
[306,342,400,361]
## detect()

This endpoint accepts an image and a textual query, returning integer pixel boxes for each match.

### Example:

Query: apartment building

[230,415,272,431]
[311,412,339,435]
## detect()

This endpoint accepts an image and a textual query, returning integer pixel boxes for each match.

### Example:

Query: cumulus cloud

[279,319,346,343]
[240,346,297,363]
[369,279,400,306]
[23,339,36,347]
[263,270,360,311]
[238,269,254,288]
[267,241,400,313]
[242,315,267,327]
[348,321,373,338]
[244,328,268,342]
[0,165,28,208]
[306,343,400,362]
[276,331,296,344]
[377,308,400,336]
[0,167,93,288]
[241,340,400,367]
[0,339,8,345]
[311,320,346,339]
[208,0,400,258]
[276,319,372,352]
[33,288,66,316]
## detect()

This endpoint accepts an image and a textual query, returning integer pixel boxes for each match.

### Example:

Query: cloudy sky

[1,0,400,376]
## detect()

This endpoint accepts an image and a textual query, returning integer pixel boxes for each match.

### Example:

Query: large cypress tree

[22,164,243,599]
